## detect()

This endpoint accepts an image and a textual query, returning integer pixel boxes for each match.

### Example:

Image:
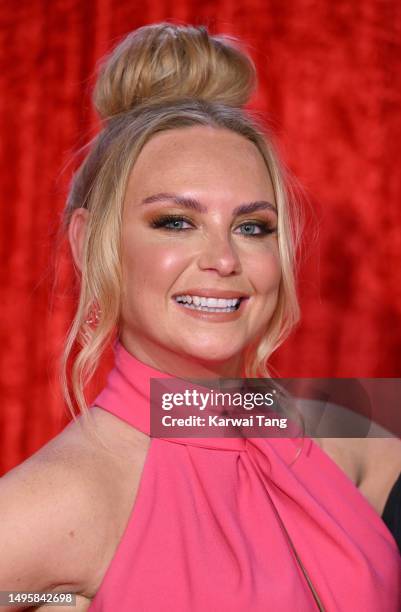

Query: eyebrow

[140,192,277,216]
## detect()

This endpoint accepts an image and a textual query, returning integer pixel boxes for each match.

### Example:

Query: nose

[197,232,242,276]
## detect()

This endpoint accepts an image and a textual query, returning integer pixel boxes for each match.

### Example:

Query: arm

[357,426,401,516]
[296,396,401,512]
[0,449,109,610]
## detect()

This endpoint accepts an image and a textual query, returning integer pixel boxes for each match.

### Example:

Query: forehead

[125,125,275,203]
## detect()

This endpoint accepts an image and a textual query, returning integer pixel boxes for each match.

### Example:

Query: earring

[85,304,101,325]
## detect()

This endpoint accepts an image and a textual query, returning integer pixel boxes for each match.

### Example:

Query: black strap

[382,471,401,555]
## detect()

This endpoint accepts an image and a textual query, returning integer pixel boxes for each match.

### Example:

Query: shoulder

[0,407,149,599]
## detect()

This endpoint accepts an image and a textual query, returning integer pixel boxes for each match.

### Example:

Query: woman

[1,22,400,611]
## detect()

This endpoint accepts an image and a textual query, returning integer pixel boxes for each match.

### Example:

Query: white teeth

[174,294,243,311]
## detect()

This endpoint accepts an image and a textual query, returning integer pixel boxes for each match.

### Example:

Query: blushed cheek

[122,239,191,299]
[252,251,282,295]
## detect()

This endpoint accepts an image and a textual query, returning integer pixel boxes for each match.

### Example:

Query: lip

[172,288,250,299]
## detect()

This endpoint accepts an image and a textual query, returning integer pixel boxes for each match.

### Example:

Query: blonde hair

[60,22,302,426]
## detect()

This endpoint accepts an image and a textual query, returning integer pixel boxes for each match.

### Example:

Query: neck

[119,331,245,378]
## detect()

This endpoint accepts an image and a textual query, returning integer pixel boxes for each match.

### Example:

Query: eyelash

[149,214,277,237]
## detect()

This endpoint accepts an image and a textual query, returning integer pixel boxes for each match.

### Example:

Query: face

[120,125,281,377]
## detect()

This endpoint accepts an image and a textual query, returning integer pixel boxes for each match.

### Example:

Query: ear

[68,207,90,272]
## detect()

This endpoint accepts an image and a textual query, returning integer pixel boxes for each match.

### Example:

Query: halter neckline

[92,339,256,451]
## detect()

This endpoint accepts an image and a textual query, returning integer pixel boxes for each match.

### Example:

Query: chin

[179,342,242,366]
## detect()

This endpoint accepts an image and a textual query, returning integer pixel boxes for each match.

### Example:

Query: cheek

[122,236,190,296]
[247,248,282,294]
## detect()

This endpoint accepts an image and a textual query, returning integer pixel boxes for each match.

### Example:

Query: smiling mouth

[173,295,245,313]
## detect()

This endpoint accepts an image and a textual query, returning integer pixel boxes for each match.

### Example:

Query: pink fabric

[88,340,401,611]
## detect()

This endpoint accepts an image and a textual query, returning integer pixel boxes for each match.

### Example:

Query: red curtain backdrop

[1,0,400,473]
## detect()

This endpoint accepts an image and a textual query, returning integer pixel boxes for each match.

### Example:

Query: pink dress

[88,340,401,611]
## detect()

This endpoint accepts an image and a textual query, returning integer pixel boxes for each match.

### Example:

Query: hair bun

[93,22,257,119]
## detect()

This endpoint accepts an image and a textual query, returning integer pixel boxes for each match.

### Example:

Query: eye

[150,214,194,231]
[235,221,276,237]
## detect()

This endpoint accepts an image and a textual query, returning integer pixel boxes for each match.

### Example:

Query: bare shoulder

[0,407,149,606]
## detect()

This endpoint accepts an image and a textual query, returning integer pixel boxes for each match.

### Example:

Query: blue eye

[165,218,191,230]
[236,222,276,237]
[150,215,193,231]
[239,223,261,235]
